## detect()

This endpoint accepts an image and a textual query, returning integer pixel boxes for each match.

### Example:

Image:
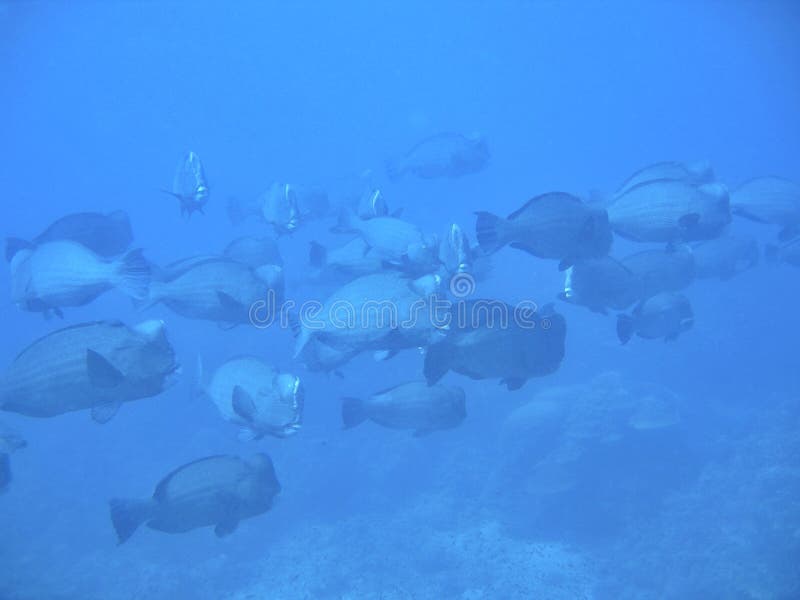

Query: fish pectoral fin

[86,350,125,388]
[557,258,573,272]
[214,519,239,538]
[216,291,243,312]
[500,378,526,391]
[678,213,701,230]
[91,399,122,424]
[373,349,398,362]
[232,386,257,423]
[778,226,799,243]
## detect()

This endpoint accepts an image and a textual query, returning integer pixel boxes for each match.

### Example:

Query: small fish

[731,176,800,241]
[342,381,466,436]
[227,183,300,234]
[5,210,133,262]
[357,188,389,220]
[693,235,759,280]
[424,301,566,390]
[200,356,303,440]
[438,223,473,275]
[387,132,489,180]
[608,180,731,243]
[109,453,281,544]
[165,151,209,218]
[560,257,639,314]
[476,192,613,269]
[10,241,150,316]
[621,245,696,298]
[0,320,179,423]
[616,292,694,344]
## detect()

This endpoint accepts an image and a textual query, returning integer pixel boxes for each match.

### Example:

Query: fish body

[615,160,714,198]
[10,241,150,314]
[293,272,444,358]
[621,246,696,298]
[6,210,133,262]
[169,151,209,217]
[731,176,800,240]
[203,356,303,439]
[476,192,612,268]
[608,181,731,243]
[693,235,760,280]
[765,238,800,268]
[342,381,466,435]
[146,258,283,325]
[0,320,178,422]
[616,292,694,344]
[387,132,489,180]
[109,453,280,543]
[424,301,566,390]
[560,257,639,313]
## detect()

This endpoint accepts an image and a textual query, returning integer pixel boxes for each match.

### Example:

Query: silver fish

[342,381,466,436]
[227,182,299,234]
[608,180,730,243]
[476,192,613,269]
[109,453,280,544]
[10,240,150,316]
[387,132,489,180]
[731,176,800,241]
[0,320,178,423]
[201,356,303,440]
[616,293,694,344]
[166,151,209,217]
[5,210,133,262]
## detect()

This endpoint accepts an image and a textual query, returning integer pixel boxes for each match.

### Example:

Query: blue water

[1,2,799,598]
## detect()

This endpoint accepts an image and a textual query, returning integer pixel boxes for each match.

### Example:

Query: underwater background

[1,1,799,598]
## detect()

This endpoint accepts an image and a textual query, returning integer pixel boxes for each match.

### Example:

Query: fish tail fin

[341,397,367,429]
[423,344,450,385]
[109,498,153,544]
[226,196,249,225]
[330,208,357,234]
[5,237,33,262]
[764,244,779,265]
[385,158,403,181]
[616,314,635,345]
[115,249,151,300]
[474,211,506,254]
[309,242,327,268]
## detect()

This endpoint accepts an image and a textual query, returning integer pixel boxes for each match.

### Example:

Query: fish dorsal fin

[507,192,582,221]
[152,455,231,501]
